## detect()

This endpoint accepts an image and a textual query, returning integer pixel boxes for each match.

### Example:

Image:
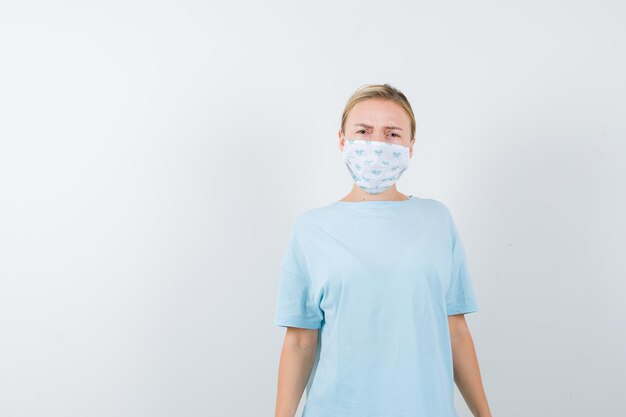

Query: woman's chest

[305,225,452,301]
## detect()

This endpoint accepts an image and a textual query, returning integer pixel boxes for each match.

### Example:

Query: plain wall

[1,1,625,416]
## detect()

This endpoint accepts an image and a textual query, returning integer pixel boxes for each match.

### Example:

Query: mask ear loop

[341,132,351,153]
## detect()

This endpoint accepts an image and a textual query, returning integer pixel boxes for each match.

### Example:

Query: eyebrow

[353,123,403,131]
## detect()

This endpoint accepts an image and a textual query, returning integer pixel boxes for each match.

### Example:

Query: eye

[389,132,400,137]
[356,129,367,134]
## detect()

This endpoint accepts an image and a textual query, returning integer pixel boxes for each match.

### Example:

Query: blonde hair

[340,83,416,141]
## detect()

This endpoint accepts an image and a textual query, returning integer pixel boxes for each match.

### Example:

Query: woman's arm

[448,314,493,417]
[274,327,319,417]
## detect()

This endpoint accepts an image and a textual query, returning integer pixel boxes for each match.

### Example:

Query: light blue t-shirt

[273,195,479,417]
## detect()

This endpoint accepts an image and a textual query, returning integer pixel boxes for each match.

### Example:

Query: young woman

[273,84,492,417]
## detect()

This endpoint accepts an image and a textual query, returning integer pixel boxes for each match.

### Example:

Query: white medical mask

[341,137,411,194]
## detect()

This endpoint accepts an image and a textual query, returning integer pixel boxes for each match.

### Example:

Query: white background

[1,1,625,416]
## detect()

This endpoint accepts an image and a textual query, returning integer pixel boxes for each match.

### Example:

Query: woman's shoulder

[416,196,452,214]
[293,203,335,227]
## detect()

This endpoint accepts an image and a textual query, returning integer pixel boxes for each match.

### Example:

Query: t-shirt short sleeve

[445,208,479,316]
[273,218,325,329]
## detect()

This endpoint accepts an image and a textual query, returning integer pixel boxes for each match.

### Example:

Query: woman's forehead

[348,99,410,126]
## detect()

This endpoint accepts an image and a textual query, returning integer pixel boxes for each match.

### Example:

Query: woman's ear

[338,129,345,152]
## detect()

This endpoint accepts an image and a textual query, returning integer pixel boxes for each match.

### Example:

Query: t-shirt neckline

[333,195,416,206]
